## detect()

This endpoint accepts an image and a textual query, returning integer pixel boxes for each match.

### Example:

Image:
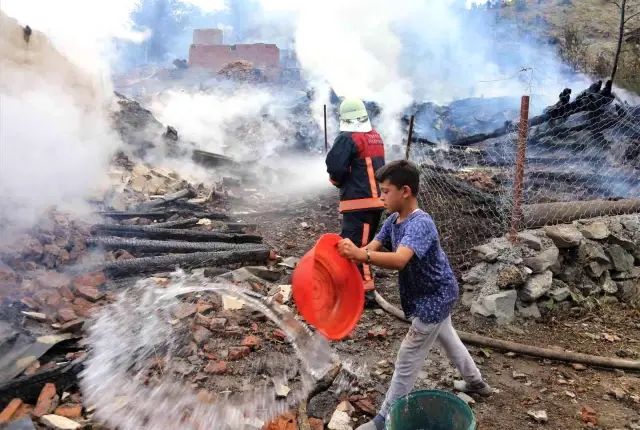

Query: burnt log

[91,224,262,243]
[97,210,229,220]
[86,236,266,253]
[149,218,199,229]
[226,222,258,232]
[419,86,617,147]
[136,186,197,210]
[0,357,85,410]
[77,248,271,277]
[419,165,502,207]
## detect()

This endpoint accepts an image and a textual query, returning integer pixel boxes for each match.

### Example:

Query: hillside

[490,0,640,91]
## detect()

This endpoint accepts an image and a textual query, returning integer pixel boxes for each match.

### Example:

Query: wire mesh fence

[409,87,640,272]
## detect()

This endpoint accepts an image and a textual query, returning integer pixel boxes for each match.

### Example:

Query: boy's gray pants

[379,315,483,417]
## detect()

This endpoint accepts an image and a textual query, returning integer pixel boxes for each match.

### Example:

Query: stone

[543,225,583,248]
[578,221,609,240]
[210,318,228,329]
[462,263,488,285]
[579,241,610,263]
[520,271,553,302]
[246,266,284,282]
[278,257,300,269]
[606,245,634,272]
[272,329,287,340]
[56,309,78,323]
[527,410,548,423]
[611,267,640,280]
[523,246,559,273]
[616,280,639,303]
[609,234,635,251]
[41,414,81,430]
[336,401,355,415]
[204,361,227,374]
[33,383,58,418]
[496,265,527,288]
[275,384,291,398]
[470,290,517,324]
[548,285,571,302]
[59,319,85,333]
[517,232,543,250]
[457,392,476,405]
[602,273,619,295]
[328,409,352,430]
[517,302,541,319]
[472,244,498,262]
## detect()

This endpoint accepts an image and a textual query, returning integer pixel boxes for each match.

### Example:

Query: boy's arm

[366,246,414,271]
[365,239,384,252]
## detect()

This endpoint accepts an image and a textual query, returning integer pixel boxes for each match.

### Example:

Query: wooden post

[405,115,415,160]
[510,95,530,243]
[324,104,328,153]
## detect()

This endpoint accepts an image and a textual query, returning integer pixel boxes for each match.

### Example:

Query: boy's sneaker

[356,415,385,430]
[453,380,493,397]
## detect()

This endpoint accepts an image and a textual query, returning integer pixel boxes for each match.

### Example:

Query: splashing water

[80,270,338,429]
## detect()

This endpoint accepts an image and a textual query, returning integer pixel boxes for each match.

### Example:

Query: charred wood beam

[149,218,199,229]
[0,357,85,410]
[91,224,262,243]
[419,165,502,207]
[522,198,640,228]
[97,210,229,221]
[77,248,271,278]
[417,89,616,147]
[86,236,266,253]
[226,222,258,232]
[136,186,197,210]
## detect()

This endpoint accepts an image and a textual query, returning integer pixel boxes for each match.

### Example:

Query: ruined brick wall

[188,43,280,72]
[193,29,223,45]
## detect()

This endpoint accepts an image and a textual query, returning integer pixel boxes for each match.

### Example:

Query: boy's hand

[337,239,367,263]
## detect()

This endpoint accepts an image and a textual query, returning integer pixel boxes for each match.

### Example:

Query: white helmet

[339,98,372,133]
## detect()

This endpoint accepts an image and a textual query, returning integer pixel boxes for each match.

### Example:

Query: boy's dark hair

[375,160,420,195]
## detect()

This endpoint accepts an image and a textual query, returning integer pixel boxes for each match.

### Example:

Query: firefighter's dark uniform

[326,129,386,291]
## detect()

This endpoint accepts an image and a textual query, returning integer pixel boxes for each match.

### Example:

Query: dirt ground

[239,189,640,430]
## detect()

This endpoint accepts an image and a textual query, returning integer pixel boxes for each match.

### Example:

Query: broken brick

[45,291,63,308]
[196,389,215,404]
[250,322,258,331]
[115,249,135,260]
[272,329,287,341]
[197,303,213,313]
[204,361,227,375]
[59,319,85,333]
[33,383,58,418]
[225,325,243,336]
[367,328,388,339]
[355,398,376,416]
[210,318,227,329]
[54,404,82,418]
[309,418,324,430]
[72,297,96,318]
[20,297,39,310]
[73,271,106,288]
[193,326,212,345]
[241,335,260,350]
[174,303,198,320]
[581,407,598,425]
[59,285,75,300]
[74,285,104,302]
[0,398,22,424]
[228,346,250,361]
[0,262,19,285]
[264,412,297,430]
[285,242,297,249]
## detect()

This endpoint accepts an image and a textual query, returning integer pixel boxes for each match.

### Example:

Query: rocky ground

[239,189,640,430]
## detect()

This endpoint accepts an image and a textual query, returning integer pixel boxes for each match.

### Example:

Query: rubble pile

[217,60,268,84]
[465,215,640,324]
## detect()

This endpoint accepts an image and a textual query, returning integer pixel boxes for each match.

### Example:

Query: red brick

[73,271,106,288]
[59,285,75,300]
[33,383,58,418]
[36,271,71,289]
[115,250,135,260]
[263,412,297,430]
[309,417,324,430]
[20,297,39,310]
[250,322,258,331]
[59,319,85,333]
[196,303,213,313]
[0,398,22,424]
[272,329,287,341]
[74,285,104,302]
[57,308,78,323]
[228,346,250,361]
[241,335,260,350]
[72,297,96,318]
[54,404,82,418]
[174,303,197,320]
[367,328,387,339]
[204,361,227,374]
[45,291,63,308]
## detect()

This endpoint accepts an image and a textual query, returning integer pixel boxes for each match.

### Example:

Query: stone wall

[463,215,640,324]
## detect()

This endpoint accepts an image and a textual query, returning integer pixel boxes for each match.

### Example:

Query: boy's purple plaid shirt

[374,209,458,324]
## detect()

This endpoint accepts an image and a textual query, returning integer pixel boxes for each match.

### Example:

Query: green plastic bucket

[385,390,476,430]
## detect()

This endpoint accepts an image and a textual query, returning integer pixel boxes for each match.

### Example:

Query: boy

[337,160,492,430]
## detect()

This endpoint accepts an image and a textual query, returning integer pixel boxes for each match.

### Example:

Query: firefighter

[326,98,386,306]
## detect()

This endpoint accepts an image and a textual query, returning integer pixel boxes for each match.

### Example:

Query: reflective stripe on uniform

[339,197,385,212]
[365,157,379,198]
